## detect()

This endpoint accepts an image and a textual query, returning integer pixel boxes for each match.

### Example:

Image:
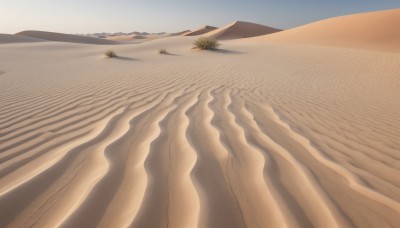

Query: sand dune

[106,33,175,43]
[205,21,280,40]
[254,8,400,52]
[183,26,218,36]
[106,34,147,41]
[174,30,191,36]
[107,35,146,41]
[0,34,45,44]
[0,29,400,228]
[16,30,119,45]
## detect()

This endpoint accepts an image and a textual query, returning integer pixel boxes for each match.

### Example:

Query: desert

[0,5,400,228]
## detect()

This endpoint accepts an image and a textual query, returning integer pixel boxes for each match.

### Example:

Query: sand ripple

[0,38,400,227]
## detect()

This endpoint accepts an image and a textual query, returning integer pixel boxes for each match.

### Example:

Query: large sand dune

[183,26,217,36]
[255,8,400,52]
[205,21,281,40]
[1,19,400,227]
[16,30,119,45]
[174,30,191,36]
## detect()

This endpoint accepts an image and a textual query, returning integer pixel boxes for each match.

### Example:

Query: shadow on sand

[161,52,179,56]
[212,49,244,54]
[114,56,139,61]
[191,47,244,55]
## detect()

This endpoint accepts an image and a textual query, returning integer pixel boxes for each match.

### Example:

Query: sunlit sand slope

[255,9,400,52]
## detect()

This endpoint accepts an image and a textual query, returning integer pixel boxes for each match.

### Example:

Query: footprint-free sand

[1,9,400,228]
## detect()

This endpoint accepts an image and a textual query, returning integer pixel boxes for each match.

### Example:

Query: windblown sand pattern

[0,33,400,228]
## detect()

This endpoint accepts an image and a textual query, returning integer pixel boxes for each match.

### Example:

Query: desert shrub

[105,50,117,58]
[193,37,220,50]
[159,48,168,54]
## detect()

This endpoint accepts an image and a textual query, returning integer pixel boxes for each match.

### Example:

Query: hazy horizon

[1,0,399,34]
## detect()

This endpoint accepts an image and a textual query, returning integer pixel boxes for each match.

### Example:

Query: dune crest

[174,30,191,36]
[183,26,218,36]
[254,8,400,52]
[205,21,281,40]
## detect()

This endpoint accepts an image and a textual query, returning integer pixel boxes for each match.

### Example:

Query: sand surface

[1,19,400,228]
[255,9,400,52]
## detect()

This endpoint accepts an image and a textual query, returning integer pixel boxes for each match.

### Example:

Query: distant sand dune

[205,21,281,40]
[1,11,400,228]
[254,8,400,52]
[107,34,146,41]
[0,34,45,44]
[16,30,119,45]
[174,30,191,36]
[107,33,174,43]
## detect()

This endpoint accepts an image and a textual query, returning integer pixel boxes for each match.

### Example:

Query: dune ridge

[183,26,218,36]
[0,31,400,228]
[174,30,192,36]
[205,21,281,40]
[254,8,400,52]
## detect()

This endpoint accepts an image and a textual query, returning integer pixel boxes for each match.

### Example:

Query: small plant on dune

[193,36,220,50]
[105,50,117,58]
[158,48,168,54]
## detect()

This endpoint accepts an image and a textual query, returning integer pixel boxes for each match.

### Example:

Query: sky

[1,0,399,34]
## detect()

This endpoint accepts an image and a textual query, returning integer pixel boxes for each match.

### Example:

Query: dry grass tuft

[159,48,168,54]
[105,50,117,58]
[193,37,220,50]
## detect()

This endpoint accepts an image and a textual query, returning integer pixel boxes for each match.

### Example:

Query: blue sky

[1,0,399,34]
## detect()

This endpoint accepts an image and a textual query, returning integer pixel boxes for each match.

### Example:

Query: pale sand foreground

[0,35,400,228]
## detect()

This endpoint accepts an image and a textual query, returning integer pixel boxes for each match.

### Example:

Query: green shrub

[105,50,117,58]
[193,37,220,50]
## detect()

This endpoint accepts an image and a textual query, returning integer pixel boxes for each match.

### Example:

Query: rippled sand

[0,36,400,227]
